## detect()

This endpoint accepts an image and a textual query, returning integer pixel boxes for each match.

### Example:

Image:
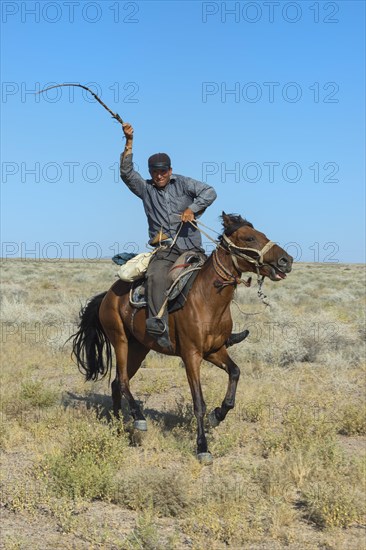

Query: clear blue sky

[1,0,365,262]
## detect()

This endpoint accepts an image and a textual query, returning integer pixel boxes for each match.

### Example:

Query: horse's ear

[221,211,231,228]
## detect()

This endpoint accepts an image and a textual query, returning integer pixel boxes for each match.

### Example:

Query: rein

[189,219,275,269]
[212,250,252,289]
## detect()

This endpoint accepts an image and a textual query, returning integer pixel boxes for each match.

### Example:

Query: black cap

[148,153,171,170]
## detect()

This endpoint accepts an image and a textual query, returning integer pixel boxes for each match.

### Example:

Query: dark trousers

[146,246,183,320]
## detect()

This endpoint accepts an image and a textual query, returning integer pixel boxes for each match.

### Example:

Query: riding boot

[225,329,250,348]
[145,317,173,350]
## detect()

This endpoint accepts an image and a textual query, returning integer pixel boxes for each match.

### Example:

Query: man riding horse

[120,122,221,349]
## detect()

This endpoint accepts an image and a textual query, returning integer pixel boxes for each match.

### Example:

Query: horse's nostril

[278,256,288,267]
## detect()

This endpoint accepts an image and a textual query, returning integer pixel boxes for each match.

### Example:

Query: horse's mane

[220,213,253,237]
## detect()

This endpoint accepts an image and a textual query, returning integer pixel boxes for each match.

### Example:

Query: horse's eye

[245,237,255,243]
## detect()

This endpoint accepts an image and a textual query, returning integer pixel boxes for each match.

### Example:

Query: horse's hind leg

[112,336,149,429]
[111,376,122,417]
[205,347,240,427]
[99,293,148,429]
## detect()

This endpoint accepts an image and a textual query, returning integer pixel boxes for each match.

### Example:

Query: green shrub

[302,480,365,528]
[20,380,58,409]
[122,510,161,550]
[114,466,191,517]
[40,414,129,501]
[338,403,366,435]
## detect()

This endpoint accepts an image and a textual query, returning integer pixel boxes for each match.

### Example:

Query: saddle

[129,250,206,313]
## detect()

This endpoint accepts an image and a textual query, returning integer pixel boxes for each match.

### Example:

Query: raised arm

[120,122,146,198]
[122,122,134,160]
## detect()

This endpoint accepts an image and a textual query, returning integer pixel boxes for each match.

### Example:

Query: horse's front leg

[182,353,212,464]
[205,347,240,427]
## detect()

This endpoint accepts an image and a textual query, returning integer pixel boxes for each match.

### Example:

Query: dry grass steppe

[0,259,365,549]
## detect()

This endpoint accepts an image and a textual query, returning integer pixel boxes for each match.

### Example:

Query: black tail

[70,292,113,381]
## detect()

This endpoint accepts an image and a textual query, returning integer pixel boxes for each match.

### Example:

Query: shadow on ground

[62,391,194,432]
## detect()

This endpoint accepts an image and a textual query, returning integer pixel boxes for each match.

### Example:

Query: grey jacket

[120,153,217,251]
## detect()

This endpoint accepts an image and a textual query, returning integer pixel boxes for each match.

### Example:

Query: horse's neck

[196,247,237,306]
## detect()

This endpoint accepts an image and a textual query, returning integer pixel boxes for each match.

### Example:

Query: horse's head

[220,212,293,281]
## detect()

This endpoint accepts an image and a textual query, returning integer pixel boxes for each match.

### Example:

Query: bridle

[220,233,276,271]
[188,220,274,304]
[212,235,275,303]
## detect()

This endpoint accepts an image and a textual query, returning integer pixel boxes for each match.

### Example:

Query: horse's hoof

[197,452,213,465]
[208,410,220,428]
[134,419,147,431]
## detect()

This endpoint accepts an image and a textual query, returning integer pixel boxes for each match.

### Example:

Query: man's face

[149,167,172,188]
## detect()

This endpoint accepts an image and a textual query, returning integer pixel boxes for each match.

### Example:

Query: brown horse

[71,213,293,463]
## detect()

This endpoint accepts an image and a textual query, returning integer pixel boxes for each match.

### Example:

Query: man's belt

[149,230,173,247]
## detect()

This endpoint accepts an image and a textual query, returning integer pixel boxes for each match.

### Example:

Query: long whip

[36,83,124,125]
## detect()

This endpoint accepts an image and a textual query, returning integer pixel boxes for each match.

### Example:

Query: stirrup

[146,318,173,350]
[146,317,167,336]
